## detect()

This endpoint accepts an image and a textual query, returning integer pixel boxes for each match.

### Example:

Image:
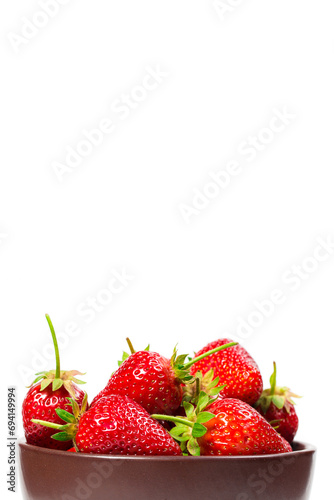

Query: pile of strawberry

[23,315,300,457]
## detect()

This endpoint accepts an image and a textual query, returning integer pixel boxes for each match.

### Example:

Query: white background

[1,1,333,498]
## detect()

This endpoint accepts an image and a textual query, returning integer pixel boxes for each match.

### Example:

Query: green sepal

[197,412,215,424]
[272,395,285,409]
[66,397,80,418]
[56,408,77,423]
[118,351,130,367]
[257,396,272,414]
[29,375,46,387]
[71,377,86,385]
[52,378,64,391]
[183,402,195,419]
[66,397,76,410]
[52,431,73,442]
[206,374,220,389]
[170,425,190,438]
[210,385,226,396]
[174,434,192,443]
[192,423,207,438]
[40,379,53,391]
[188,437,200,456]
[197,391,210,412]
[174,354,188,367]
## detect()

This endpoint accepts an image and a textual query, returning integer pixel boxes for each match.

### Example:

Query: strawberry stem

[270,361,277,396]
[31,419,65,430]
[151,414,194,428]
[126,337,136,354]
[182,342,238,370]
[195,377,200,399]
[45,314,60,379]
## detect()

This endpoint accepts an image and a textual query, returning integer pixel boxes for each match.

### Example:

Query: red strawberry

[189,338,263,405]
[68,447,76,452]
[255,362,300,443]
[22,314,86,450]
[91,339,237,415]
[91,350,182,415]
[33,394,182,456]
[152,395,292,456]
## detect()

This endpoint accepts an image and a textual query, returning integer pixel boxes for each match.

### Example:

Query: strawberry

[189,338,263,405]
[32,394,182,456]
[22,314,86,450]
[254,362,300,443]
[90,339,237,415]
[152,394,292,456]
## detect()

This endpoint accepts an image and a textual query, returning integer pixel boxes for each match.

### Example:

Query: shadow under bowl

[19,439,316,500]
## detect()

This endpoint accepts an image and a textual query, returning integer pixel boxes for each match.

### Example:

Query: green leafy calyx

[255,361,301,414]
[170,341,238,384]
[151,391,214,456]
[183,368,226,404]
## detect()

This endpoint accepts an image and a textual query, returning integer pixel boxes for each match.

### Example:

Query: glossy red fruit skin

[91,351,183,415]
[22,383,85,450]
[76,394,182,456]
[198,398,292,456]
[190,338,263,405]
[257,402,299,444]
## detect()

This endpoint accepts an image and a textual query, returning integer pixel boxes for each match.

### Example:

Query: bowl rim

[18,438,316,461]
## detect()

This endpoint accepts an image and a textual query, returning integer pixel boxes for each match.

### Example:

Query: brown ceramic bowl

[19,439,316,500]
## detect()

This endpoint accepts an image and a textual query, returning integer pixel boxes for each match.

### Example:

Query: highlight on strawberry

[254,361,301,443]
[22,314,86,450]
